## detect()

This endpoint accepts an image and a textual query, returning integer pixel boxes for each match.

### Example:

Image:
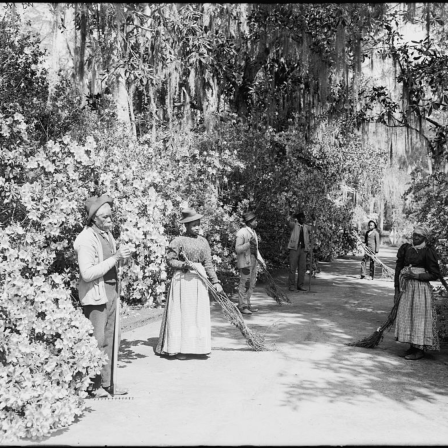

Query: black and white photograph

[1,3,448,446]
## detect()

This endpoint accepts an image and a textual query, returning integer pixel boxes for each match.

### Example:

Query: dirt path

[22,247,448,446]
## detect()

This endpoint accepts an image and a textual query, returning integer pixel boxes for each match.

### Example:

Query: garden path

[22,247,448,446]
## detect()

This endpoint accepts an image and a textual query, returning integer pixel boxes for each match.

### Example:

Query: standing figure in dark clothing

[287,211,315,291]
[360,220,380,280]
[394,225,441,360]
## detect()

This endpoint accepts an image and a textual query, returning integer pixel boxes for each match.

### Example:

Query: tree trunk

[378,195,384,232]
[78,2,88,102]
[114,68,131,129]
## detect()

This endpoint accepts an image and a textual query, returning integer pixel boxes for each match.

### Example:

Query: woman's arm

[166,239,185,270]
[394,244,406,288]
[419,247,441,282]
[202,239,219,284]
[374,231,380,253]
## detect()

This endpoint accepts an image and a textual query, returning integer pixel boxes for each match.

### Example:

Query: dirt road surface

[21,247,448,446]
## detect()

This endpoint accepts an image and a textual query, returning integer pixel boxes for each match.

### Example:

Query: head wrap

[413,225,431,239]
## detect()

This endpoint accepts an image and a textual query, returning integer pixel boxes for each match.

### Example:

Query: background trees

[2,2,448,441]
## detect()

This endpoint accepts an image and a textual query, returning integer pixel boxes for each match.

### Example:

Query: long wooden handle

[111,260,122,394]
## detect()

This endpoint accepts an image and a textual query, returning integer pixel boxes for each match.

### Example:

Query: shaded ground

[121,304,164,333]
[20,246,448,446]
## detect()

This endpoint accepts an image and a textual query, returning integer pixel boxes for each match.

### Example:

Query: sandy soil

[20,246,448,446]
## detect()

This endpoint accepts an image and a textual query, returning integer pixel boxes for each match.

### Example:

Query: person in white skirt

[155,208,223,360]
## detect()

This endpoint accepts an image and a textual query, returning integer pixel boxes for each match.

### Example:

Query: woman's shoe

[405,349,425,360]
[404,346,415,357]
[176,353,188,360]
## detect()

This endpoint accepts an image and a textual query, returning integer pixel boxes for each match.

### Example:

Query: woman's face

[368,221,375,230]
[412,232,426,246]
[185,220,200,236]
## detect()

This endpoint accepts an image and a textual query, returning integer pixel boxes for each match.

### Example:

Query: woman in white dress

[155,208,223,360]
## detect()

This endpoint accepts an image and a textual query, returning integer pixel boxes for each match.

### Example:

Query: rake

[347,266,448,348]
[257,257,291,304]
[352,230,394,280]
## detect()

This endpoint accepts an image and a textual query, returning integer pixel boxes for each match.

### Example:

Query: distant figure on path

[287,211,313,291]
[74,194,132,398]
[360,220,380,280]
[155,208,223,360]
[394,225,441,360]
[235,211,265,315]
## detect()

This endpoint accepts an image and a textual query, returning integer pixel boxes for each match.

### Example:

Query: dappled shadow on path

[212,249,448,411]
[118,338,154,364]
[278,341,448,412]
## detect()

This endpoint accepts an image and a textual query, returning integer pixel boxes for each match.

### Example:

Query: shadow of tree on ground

[118,338,156,364]
[211,247,448,411]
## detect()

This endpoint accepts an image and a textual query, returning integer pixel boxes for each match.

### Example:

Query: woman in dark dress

[394,225,441,360]
[360,220,380,280]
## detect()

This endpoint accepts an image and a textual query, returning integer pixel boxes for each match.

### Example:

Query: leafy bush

[0,11,370,441]
[0,19,170,440]
[0,112,108,441]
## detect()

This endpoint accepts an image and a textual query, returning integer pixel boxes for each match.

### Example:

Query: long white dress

[155,235,219,355]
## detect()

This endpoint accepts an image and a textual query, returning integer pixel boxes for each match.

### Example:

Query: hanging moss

[335,23,346,83]
[301,31,309,70]
[407,2,416,21]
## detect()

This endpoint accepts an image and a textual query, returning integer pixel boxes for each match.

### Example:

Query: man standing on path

[360,220,380,280]
[288,211,314,292]
[235,211,265,315]
[74,194,131,398]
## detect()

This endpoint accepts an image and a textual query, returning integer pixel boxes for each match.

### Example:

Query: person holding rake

[155,208,223,360]
[235,211,266,315]
[360,219,380,280]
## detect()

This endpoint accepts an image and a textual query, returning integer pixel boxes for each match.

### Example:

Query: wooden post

[111,260,122,395]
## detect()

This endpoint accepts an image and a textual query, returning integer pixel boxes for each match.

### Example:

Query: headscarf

[413,225,431,240]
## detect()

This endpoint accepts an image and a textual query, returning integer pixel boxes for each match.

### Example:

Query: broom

[352,230,394,280]
[257,257,291,304]
[347,266,448,348]
[179,248,268,351]
[346,290,403,348]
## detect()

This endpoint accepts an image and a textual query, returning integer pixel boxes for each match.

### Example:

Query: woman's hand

[213,283,223,293]
[181,262,192,272]
[402,271,418,281]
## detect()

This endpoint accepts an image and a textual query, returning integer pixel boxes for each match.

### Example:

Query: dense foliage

[3,1,448,442]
